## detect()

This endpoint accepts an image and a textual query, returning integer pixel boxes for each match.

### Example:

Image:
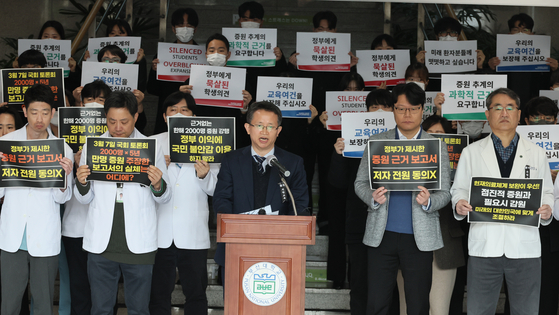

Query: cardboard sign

[58,107,107,153]
[81,61,138,92]
[18,39,72,77]
[468,177,542,227]
[296,32,351,71]
[1,68,65,107]
[86,137,156,185]
[341,112,396,158]
[367,138,441,190]
[189,65,246,108]
[168,116,235,163]
[325,91,369,130]
[517,125,559,169]
[222,28,277,67]
[424,40,477,73]
[441,74,507,120]
[88,36,142,64]
[496,34,550,72]
[539,90,559,106]
[0,139,66,188]
[423,92,439,121]
[256,76,313,118]
[356,50,410,87]
[430,134,468,181]
[156,43,207,82]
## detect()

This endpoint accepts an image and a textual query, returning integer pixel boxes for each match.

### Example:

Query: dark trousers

[149,244,208,315]
[348,242,368,315]
[62,236,91,315]
[367,231,433,315]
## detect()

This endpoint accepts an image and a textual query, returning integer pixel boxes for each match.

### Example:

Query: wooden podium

[217,213,316,315]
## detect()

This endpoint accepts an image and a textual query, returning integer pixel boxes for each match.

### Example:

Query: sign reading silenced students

[341,112,396,158]
[468,177,543,227]
[58,107,107,153]
[0,139,66,188]
[85,137,156,185]
[495,34,550,72]
[189,65,246,108]
[424,40,477,73]
[168,116,235,163]
[296,32,351,71]
[356,50,409,87]
[18,39,72,77]
[441,74,507,120]
[1,68,65,107]
[367,139,441,190]
[81,61,138,92]
[156,43,207,82]
[325,91,369,130]
[222,28,277,67]
[256,76,313,118]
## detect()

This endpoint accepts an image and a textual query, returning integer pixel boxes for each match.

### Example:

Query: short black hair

[486,88,521,109]
[366,89,394,109]
[205,33,230,52]
[171,8,199,27]
[162,91,197,115]
[434,17,462,36]
[246,101,282,126]
[508,13,534,32]
[405,63,430,83]
[422,115,452,133]
[550,70,559,87]
[0,106,23,129]
[97,45,127,63]
[392,83,425,107]
[105,19,133,37]
[104,91,137,116]
[339,72,365,91]
[18,49,47,68]
[24,84,55,109]
[524,96,558,118]
[371,34,397,50]
[238,1,265,20]
[82,80,112,103]
[39,20,65,39]
[313,11,337,30]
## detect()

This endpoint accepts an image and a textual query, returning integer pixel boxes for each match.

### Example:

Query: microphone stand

[280,175,298,216]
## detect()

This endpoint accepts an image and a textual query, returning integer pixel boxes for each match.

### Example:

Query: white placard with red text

[295,32,351,72]
[189,65,246,108]
[356,50,410,87]
[325,91,369,130]
[156,43,207,82]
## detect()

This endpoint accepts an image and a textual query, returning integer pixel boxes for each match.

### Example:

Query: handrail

[71,0,106,55]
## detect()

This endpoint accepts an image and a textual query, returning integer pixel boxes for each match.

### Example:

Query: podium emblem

[242,262,287,306]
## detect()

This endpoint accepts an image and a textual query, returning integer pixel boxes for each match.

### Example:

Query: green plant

[0,34,34,69]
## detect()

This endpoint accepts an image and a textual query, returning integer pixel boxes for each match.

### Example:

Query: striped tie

[253,155,266,174]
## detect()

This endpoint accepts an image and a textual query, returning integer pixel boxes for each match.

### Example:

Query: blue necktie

[253,155,266,174]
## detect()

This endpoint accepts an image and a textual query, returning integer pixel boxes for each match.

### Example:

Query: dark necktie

[253,155,265,174]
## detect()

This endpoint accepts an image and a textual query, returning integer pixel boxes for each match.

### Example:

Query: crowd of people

[2,1,559,315]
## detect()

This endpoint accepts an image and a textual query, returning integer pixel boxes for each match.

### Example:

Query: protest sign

[367,139,441,190]
[88,37,142,64]
[81,61,138,92]
[424,40,477,73]
[356,50,409,87]
[0,139,65,188]
[86,137,156,185]
[58,107,107,152]
[325,91,369,130]
[189,65,246,108]
[539,90,559,106]
[256,76,313,118]
[18,39,72,77]
[430,134,468,181]
[296,32,351,71]
[168,116,235,163]
[495,34,550,72]
[468,177,542,227]
[156,43,207,82]
[441,74,507,120]
[341,112,396,158]
[423,92,439,121]
[1,68,65,107]
[222,28,277,67]
[517,125,559,169]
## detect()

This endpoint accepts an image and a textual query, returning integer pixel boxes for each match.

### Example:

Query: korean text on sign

[58,107,107,153]
[295,32,351,72]
[356,50,410,87]
[1,68,65,107]
[222,28,277,67]
[341,112,396,158]
[424,40,477,73]
[189,65,246,108]
[256,76,313,118]
[495,34,550,72]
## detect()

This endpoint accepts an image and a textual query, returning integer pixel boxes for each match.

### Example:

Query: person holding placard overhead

[148,91,219,315]
[74,91,171,315]
[451,88,553,315]
[354,83,451,315]
[0,84,74,315]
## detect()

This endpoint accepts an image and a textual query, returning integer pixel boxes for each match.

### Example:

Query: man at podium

[213,101,310,281]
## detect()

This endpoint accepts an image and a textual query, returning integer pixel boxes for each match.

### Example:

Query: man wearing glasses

[354,83,451,315]
[451,88,554,314]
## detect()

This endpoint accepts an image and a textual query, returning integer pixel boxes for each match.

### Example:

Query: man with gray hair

[451,87,554,314]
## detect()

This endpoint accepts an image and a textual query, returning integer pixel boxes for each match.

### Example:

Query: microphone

[266,155,291,177]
